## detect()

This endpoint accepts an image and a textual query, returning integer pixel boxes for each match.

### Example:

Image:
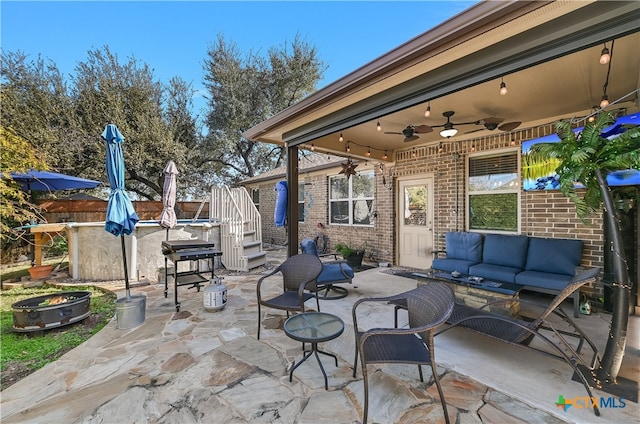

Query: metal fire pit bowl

[12,291,92,332]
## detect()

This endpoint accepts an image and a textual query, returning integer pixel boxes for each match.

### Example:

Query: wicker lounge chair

[256,254,323,340]
[436,266,602,416]
[352,283,455,424]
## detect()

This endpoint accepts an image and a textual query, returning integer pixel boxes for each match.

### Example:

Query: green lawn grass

[0,284,116,390]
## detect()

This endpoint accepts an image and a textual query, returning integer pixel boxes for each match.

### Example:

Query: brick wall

[248,166,395,264]
[392,127,606,297]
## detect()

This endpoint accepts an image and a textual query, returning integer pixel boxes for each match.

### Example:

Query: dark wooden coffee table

[284,312,344,390]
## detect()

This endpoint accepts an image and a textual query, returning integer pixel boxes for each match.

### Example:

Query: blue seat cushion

[432,258,477,275]
[482,234,528,269]
[525,237,582,276]
[468,263,521,284]
[515,271,573,291]
[317,263,354,284]
[445,232,483,262]
[300,238,319,256]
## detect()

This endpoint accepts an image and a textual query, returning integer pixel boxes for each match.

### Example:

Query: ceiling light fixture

[366,148,371,157]
[339,133,344,142]
[310,143,315,151]
[346,142,351,153]
[439,123,458,138]
[439,110,458,138]
[376,121,382,132]
[499,77,508,96]
[383,151,388,160]
[424,102,431,118]
[599,43,610,65]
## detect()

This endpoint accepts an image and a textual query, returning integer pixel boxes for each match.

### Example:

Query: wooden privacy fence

[37,200,210,224]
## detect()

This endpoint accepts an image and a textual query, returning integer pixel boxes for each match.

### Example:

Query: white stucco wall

[66,221,221,281]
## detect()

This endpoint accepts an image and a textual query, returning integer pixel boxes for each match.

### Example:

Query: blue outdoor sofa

[432,232,587,317]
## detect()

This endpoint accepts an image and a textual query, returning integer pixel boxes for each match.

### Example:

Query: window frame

[466,147,521,234]
[328,170,375,227]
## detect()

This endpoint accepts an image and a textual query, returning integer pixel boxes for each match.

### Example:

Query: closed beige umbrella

[159,161,178,239]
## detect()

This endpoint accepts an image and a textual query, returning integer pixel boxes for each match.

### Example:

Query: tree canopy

[1,35,324,233]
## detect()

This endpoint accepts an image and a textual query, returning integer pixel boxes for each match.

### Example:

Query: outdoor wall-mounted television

[522,112,640,191]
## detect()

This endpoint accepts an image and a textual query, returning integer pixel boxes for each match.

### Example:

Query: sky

[1,1,476,117]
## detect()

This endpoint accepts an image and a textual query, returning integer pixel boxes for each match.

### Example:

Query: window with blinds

[468,150,520,232]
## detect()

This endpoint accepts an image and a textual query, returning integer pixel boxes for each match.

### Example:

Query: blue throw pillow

[482,234,528,268]
[446,232,483,262]
[525,237,583,275]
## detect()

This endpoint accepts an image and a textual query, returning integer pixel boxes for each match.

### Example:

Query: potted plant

[334,242,365,268]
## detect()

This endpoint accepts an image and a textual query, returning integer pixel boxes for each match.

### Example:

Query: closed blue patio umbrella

[102,124,139,300]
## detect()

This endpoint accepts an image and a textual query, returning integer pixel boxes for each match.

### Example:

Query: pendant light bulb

[376,121,382,132]
[599,45,610,65]
[499,77,508,96]
[424,103,431,118]
[600,95,609,108]
[339,133,344,142]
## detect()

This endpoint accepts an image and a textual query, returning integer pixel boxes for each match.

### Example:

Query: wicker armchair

[352,283,455,424]
[300,237,354,299]
[256,254,323,340]
[436,267,602,417]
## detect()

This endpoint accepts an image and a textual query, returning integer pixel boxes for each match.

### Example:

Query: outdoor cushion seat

[300,237,354,299]
[432,231,483,274]
[432,232,585,317]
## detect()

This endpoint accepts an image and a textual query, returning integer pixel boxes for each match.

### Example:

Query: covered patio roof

[244,1,639,160]
[242,0,640,252]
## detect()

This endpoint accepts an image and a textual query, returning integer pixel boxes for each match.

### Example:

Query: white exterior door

[398,178,434,269]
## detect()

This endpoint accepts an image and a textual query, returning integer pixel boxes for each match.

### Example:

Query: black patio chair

[435,267,602,416]
[352,283,455,424]
[256,253,323,340]
[300,237,354,299]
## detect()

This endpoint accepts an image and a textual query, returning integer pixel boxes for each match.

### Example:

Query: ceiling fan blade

[384,131,403,135]
[499,121,521,131]
[413,125,433,133]
[404,135,419,142]
[482,117,505,125]
[465,128,485,134]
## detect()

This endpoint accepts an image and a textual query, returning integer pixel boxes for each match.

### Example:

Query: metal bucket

[115,294,146,329]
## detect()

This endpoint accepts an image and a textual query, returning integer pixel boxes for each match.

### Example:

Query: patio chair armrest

[256,267,282,298]
[319,252,340,260]
[432,250,446,259]
[352,293,408,330]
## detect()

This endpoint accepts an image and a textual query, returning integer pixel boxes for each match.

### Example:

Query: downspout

[286,144,299,258]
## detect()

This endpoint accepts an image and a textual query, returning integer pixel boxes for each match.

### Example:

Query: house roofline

[242,0,547,142]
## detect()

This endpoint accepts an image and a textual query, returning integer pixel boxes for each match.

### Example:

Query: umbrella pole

[121,235,131,300]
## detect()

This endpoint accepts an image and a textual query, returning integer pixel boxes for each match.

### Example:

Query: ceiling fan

[423,111,522,137]
[384,124,432,142]
[465,116,522,134]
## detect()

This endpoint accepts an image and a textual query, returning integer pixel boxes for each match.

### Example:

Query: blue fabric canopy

[9,170,100,192]
[102,124,139,237]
